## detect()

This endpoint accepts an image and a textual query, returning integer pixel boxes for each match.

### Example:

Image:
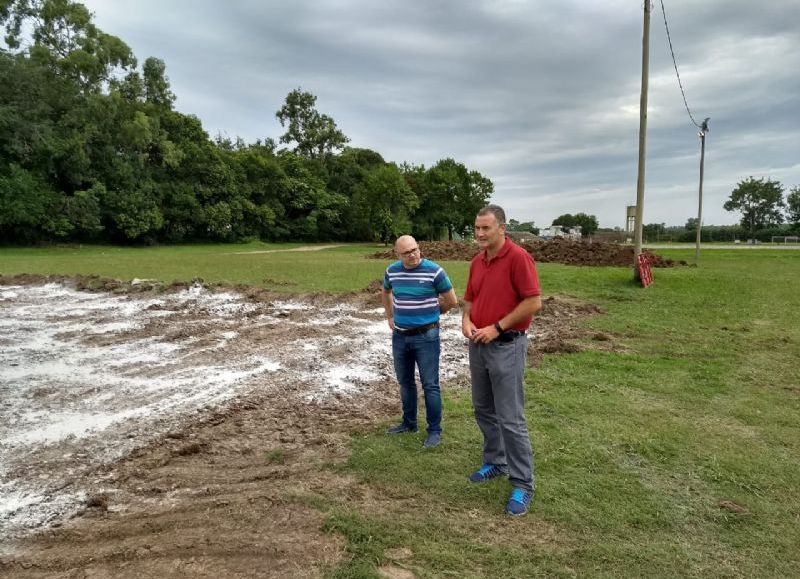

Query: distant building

[540,224,582,240]
[507,231,539,244]
[626,205,637,233]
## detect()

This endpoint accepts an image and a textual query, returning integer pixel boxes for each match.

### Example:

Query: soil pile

[371,239,683,267]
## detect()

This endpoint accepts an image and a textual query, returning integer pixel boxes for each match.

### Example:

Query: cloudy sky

[80,0,799,228]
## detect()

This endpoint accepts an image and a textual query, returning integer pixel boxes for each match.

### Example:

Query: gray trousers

[469,336,534,492]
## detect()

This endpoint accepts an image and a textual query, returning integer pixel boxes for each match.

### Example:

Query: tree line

[723,177,799,240]
[642,177,800,243]
[0,0,492,245]
[503,179,799,243]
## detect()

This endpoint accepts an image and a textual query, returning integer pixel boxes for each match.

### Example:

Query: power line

[659,0,704,130]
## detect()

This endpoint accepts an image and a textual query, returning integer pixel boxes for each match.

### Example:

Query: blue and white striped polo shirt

[383,258,453,329]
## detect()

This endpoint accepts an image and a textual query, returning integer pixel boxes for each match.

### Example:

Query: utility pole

[633,0,651,280]
[694,118,709,263]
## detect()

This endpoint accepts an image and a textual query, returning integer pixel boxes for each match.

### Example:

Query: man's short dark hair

[477,204,506,225]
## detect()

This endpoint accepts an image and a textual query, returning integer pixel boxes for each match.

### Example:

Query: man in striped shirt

[382,235,458,448]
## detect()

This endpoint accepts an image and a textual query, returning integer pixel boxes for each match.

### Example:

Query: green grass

[263,448,287,464]
[337,247,800,577]
[0,241,391,292]
[2,244,798,577]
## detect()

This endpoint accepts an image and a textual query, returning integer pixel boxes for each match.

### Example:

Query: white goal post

[771,236,800,244]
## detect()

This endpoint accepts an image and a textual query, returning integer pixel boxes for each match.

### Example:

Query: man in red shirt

[462,204,542,515]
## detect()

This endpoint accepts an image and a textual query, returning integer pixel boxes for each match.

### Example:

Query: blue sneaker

[423,432,441,448]
[468,464,507,483]
[386,423,417,434]
[505,488,532,516]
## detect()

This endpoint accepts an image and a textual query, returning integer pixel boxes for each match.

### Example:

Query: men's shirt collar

[482,238,511,264]
[402,258,426,271]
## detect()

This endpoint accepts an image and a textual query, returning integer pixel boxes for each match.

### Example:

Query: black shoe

[422,432,441,448]
[386,423,418,434]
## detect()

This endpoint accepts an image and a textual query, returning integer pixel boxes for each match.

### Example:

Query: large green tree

[507,219,537,234]
[723,177,785,240]
[271,151,346,240]
[325,147,386,240]
[1,0,136,91]
[409,159,493,241]
[787,186,800,230]
[0,163,63,242]
[275,88,349,159]
[142,57,175,108]
[552,212,598,236]
[352,163,417,243]
[573,212,598,236]
[552,213,577,229]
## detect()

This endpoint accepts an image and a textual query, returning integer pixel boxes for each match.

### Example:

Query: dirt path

[0,276,614,577]
[229,245,345,255]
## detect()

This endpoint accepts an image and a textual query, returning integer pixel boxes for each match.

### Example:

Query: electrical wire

[659,0,704,130]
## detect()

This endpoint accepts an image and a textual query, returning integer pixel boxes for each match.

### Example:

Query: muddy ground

[370,239,684,268]
[0,275,617,578]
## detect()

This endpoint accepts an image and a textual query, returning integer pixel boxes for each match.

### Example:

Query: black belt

[394,322,439,336]
[496,330,526,342]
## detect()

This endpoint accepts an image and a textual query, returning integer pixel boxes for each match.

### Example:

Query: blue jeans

[392,326,442,434]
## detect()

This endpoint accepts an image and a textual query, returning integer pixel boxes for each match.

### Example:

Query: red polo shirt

[463,238,541,331]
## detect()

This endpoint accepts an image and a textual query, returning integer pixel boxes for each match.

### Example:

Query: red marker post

[637,254,653,288]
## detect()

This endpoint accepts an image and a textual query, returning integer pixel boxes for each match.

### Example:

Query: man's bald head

[394,235,421,266]
[394,235,417,252]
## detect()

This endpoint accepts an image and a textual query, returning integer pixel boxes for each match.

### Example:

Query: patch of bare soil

[370,239,685,268]
[2,384,413,578]
[529,296,616,366]
[718,499,750,515]
[0,275,611,578]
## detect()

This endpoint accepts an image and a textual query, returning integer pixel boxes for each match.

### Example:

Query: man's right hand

[462,319,476,339]
[387,316,395,330]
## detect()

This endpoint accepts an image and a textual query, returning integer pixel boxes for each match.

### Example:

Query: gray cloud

[81,0,800,228]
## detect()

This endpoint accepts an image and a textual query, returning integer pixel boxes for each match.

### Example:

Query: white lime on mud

[0,281,469,547]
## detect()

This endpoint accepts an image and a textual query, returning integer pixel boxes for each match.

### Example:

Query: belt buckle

[396,326,419,335]
[396,322,437,336]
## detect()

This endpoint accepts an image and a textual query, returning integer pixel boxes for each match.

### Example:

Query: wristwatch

[494,322,503,334]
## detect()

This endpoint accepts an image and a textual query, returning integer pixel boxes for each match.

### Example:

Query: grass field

[2,244,799,577]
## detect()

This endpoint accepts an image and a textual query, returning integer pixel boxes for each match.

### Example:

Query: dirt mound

[370,239,683,268]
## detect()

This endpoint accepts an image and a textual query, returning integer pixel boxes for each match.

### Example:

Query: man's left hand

[471,324,501,343]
